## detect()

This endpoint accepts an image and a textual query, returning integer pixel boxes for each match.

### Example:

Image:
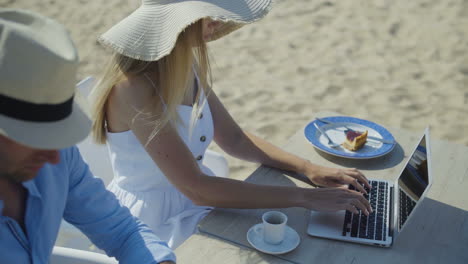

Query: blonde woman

[92,0,372,249]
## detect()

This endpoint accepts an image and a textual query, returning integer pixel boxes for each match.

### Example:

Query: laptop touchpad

[308,210,345,237]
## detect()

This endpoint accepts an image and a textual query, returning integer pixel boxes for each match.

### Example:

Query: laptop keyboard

[342,180,388,241]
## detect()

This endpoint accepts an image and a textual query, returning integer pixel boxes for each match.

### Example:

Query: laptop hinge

[389,186,394,238]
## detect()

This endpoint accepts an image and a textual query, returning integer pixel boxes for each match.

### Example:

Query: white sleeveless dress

[106,77,222,249]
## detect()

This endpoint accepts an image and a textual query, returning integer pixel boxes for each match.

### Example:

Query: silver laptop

[307,127,433,247]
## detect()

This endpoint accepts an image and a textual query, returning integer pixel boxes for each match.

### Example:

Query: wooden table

[175,111,468,264]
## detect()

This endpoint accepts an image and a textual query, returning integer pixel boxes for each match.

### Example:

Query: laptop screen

[396,134,429,231]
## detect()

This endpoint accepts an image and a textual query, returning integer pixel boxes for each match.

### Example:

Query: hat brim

[0,96,91,150]
[98,0,272,61]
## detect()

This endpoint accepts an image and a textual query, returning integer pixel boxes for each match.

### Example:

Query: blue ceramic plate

[304,116,396,159]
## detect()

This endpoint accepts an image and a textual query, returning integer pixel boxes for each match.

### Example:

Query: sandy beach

[3,0,468,181]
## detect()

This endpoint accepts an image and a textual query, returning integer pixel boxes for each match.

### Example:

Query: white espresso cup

[258,211,288,244]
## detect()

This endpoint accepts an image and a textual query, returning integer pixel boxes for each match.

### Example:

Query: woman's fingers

[346,204,359,214]
[344,189,372,215]
[357,191,373,214]
[351,197,371,216]
[356,197,372,215]
[345,168,371,189]
[348,177,368,194]
[309,187,373,214]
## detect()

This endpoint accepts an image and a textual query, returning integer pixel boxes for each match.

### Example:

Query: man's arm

[62,146,176,263]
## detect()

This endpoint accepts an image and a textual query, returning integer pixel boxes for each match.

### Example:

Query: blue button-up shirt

[0,146,176,263]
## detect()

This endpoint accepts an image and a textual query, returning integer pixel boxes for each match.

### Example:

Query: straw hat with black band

[98,0,273,61]
[0,8,91,150]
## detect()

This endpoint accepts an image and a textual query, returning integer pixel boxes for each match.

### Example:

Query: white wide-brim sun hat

[98,0,273,61]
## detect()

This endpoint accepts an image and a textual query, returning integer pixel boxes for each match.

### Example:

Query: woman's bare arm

[208,90,371,193]
[106,77,371,214]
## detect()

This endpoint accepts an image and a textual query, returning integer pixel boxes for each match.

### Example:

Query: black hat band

[0,93,73,122]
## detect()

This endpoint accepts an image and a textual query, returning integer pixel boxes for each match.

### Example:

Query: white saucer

[246,223,300,255]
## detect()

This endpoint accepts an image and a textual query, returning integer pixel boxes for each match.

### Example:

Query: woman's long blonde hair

[91,20,211,145]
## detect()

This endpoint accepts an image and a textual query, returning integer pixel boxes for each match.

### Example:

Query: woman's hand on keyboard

[302,164,371,194]
[306,187,373,216]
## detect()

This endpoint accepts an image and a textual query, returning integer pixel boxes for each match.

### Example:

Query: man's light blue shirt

[0,146,176,263]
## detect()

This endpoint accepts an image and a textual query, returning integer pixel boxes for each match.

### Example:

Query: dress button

[200,136,206,142]
[196,155,203,161]
[198,113,203,119]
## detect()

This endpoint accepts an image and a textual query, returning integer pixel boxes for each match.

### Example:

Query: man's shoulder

[51,146,83,171]
[36,145,89,188]
[33,147,81,192]
[59,146,80,159]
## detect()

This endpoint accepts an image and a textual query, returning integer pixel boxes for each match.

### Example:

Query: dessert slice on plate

[343,130,368,151]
